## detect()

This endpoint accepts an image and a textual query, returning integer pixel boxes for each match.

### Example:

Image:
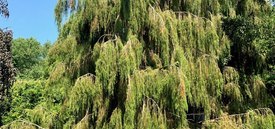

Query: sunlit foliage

[1,0,275,128]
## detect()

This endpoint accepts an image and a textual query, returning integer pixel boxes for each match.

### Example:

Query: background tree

[0,29,14,126]
[0,0,14,126]
[1,38,51,124]
[12,38,51,79]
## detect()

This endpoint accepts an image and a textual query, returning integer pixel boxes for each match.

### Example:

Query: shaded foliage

[0,29,14,126]
[0,1,14,124]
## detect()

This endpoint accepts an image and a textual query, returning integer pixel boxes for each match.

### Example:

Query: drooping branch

[204,108,274,123]
[1,119,45,129]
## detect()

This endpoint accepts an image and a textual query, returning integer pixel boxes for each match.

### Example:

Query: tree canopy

[12,38,51,79]
[1,0,275,129]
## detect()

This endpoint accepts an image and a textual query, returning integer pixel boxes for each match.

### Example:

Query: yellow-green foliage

[125,68,188,129]
[2,80,45,124]
[119,36,143,80]
[25,104,58,128]
[248,75,271,107]
[2,0,272,129]
[102,108,123,129]
[45,62,72,105]
[63,73,101,128]
[73,114,90,129]
[137,101,167,129]
[188,55,223,117]
[203,108,275,129]
[0,120,40,129]
[95,39,121,101]
[223,66,242,101]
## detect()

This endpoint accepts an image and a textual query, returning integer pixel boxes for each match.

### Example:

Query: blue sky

[0,0,58,43]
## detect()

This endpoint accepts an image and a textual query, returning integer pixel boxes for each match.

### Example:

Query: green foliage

[1,120,41,129]
[223,16,264,75]
[222,8,275,113]
[61,73,102,129]
[203,108,275,129]
[2,80,45,124]
[2,0,275,128]
[95,40,120,101]
[1,38,52,127]
[119,36,143,80]
[137,101,167,129]
[222,67,243,113]
[125,68,188,129]
[12,38,41,74]
[12,38,51,79]
[46,62,72,105]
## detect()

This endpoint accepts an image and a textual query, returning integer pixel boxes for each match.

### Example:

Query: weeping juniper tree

[1,0,275,128]
[0,0,15,126]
